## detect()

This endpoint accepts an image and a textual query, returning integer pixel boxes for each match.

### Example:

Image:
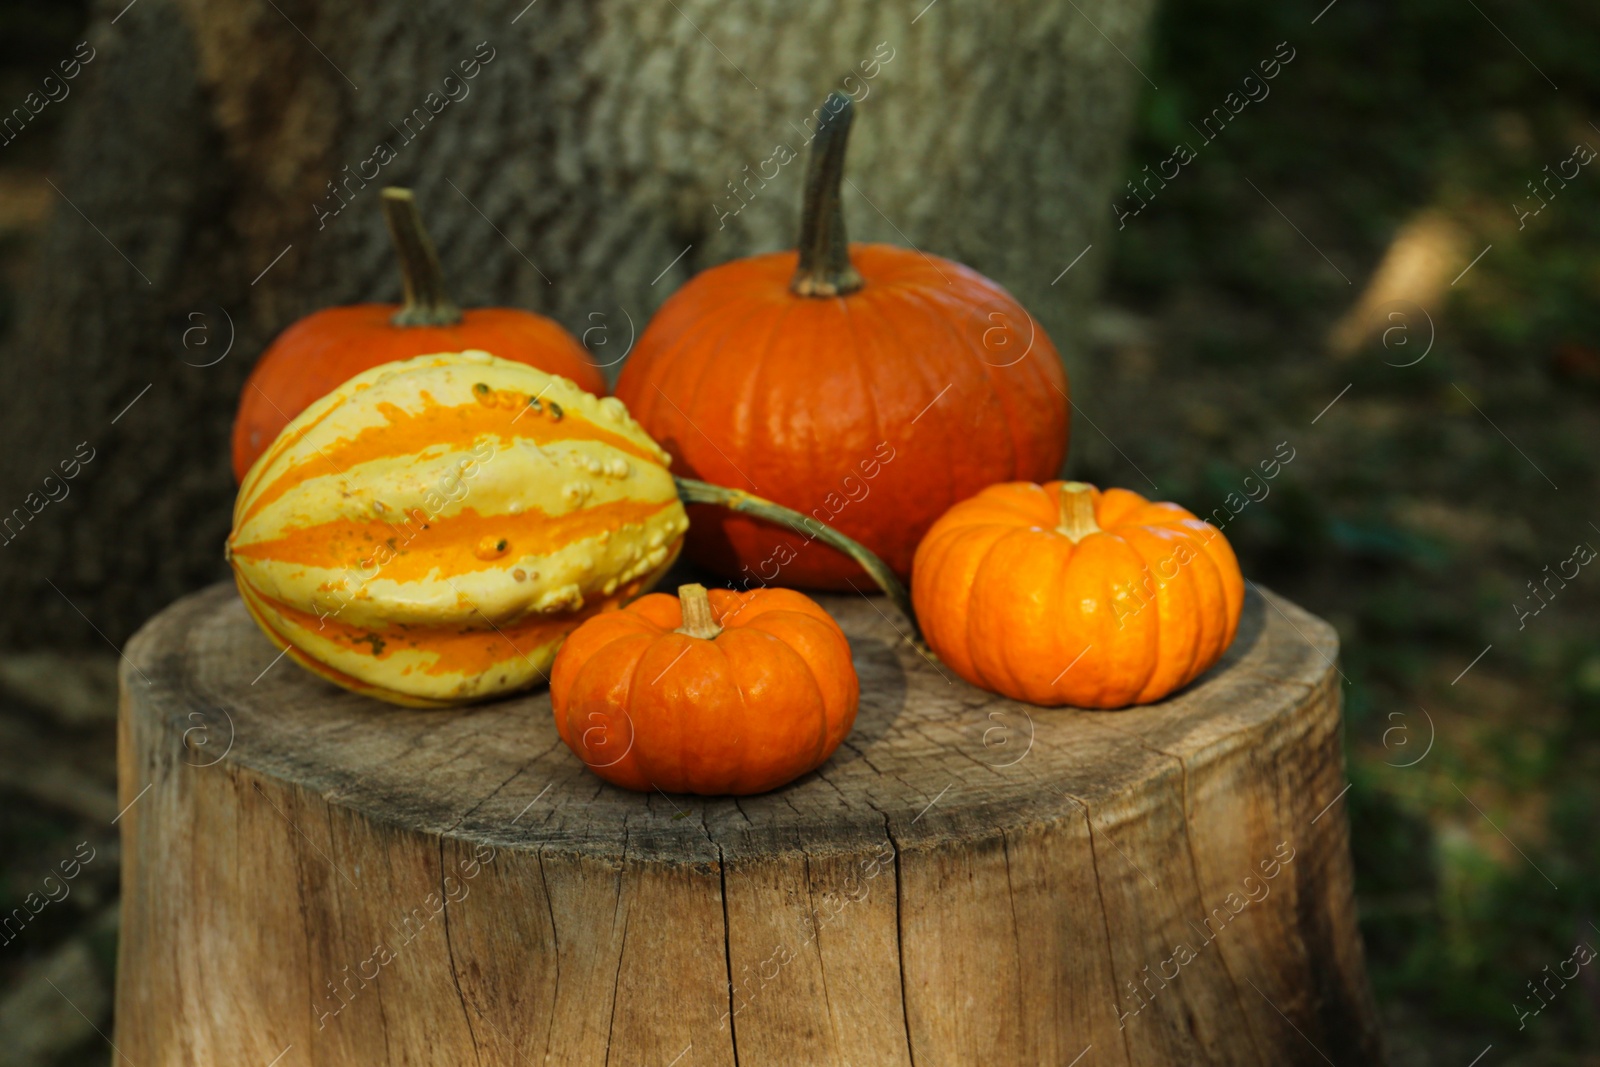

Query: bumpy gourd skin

[550,587,859,795]
[614,243,1069,588]
[231,306,606,482]
[229,351,686,707]
[912,482,1244,709]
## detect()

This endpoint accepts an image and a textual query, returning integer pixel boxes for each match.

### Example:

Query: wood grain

[116,581,1384,1065]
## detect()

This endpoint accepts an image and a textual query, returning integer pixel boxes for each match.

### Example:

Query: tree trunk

[117,581,1385,1065]
[0,0,1154,646]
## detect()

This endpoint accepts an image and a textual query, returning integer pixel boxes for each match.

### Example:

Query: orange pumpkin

[550,583,859,794]
[912,481,1244,708]
[231,187,604,481]
[614,92,1068,590]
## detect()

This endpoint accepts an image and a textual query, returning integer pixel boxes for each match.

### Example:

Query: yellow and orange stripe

[229,351,688,706]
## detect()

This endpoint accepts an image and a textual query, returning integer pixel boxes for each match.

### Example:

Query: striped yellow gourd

[228,350,687,707]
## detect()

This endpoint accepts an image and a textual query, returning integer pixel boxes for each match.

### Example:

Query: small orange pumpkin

[231,187,604,481]
[550,583,859,794]
[912,481,1244,708]
[614,92,1068,589]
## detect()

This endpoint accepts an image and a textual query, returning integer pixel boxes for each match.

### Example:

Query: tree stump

[116,581,1384,1066]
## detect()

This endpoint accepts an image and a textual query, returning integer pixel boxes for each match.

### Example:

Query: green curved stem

[674,477,921,645]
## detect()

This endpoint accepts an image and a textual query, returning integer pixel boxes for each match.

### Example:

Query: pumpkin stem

[381,187,463,327]
[1056,482,1101,542]
[675,583,724,640]
[790,92,864,298]
[672,477,922,648]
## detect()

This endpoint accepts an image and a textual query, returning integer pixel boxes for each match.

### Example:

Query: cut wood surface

[117,580,1384,1066]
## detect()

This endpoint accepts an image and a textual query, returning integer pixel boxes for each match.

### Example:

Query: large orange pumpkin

[912,481,1244,708]
[614,92,1069,590]
[549,583,858,794]
[231,188,604,481]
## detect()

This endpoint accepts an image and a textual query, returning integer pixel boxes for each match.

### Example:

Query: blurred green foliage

[1101,0,1600,1060]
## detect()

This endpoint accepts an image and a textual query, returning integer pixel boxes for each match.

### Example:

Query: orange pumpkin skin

[232,305,604,481]
[550,586,859,795]
[613,243,1069,589]
[912,482,1245,709]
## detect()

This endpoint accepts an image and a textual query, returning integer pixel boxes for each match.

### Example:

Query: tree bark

[0,0,1154,645]
[117,581,1385,1065]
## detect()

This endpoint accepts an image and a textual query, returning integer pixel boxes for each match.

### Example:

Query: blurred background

[2,0,1597,1063]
